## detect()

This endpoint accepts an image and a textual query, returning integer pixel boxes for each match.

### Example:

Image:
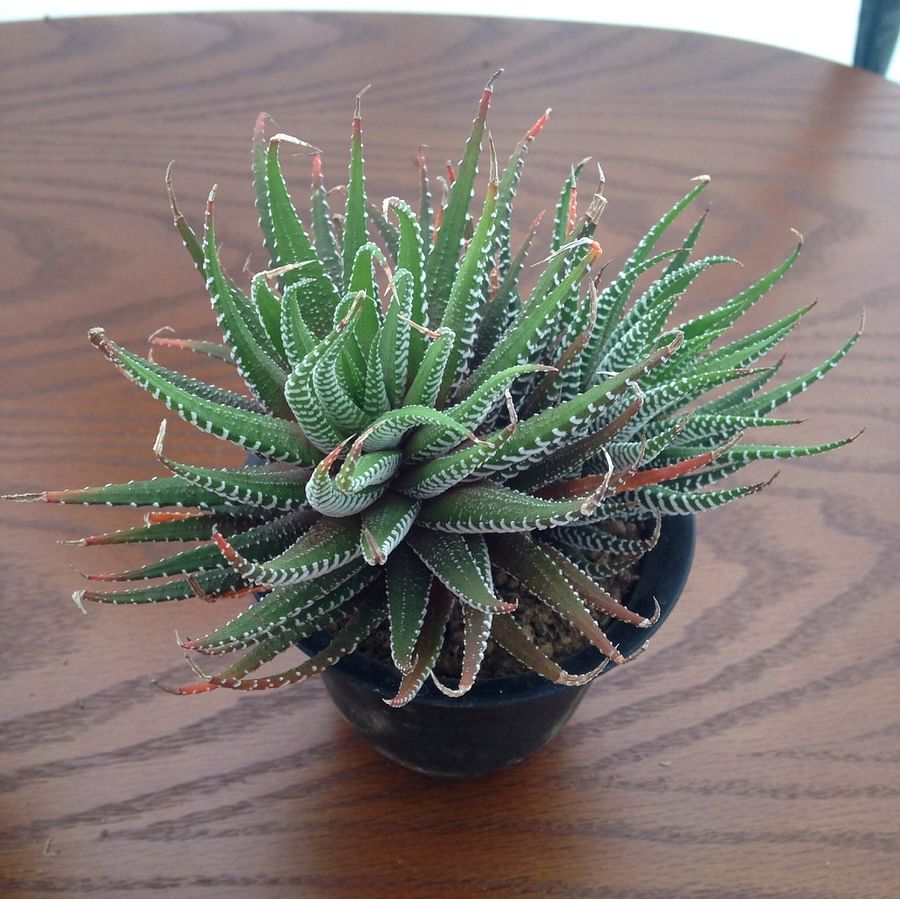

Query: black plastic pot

[299,514,696,779]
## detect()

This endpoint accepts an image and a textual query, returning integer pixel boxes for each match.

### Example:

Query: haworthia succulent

[12,82,859,703]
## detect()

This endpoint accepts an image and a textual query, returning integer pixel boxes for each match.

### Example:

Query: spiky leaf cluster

[7,77,861,705]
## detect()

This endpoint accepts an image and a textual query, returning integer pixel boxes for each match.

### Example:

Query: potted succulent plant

[5,73,862,779]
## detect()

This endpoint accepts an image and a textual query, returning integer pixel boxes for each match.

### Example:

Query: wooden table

[1,13,898,898]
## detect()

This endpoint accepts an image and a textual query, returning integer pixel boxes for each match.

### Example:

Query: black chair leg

[854,0,900,74]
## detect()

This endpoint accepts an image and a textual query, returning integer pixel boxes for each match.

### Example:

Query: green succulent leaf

[388,584,455,707]
[404,363,552,461]
[249,274,288,365]
[488,534,627,662]
[728,320,863,417]
[215,514,362,586]
[62,516,213,547]
[393,422,515,500]
[489,614,611,686]
[418,481,614,533]
[360,491,421,565]
[424,73,499,325]
[185,560,375,655]
[196,594,386,691]
[406,527,514,614]
[264,135,342,337]
[88,509,314,582]
[74,567,245,607]
[431,604,493,698]
[306,443,387,517]
[403,327,455,408]
[6,476,224,509]
[357,405,473,452]
[310,152,343,286]
[91,330,318,464]
[386,544,433,672]
[459,239,602,400]
[438,155,499,401]
[378,267,414,407]
[552,157,589,253]
[343,89,370,290]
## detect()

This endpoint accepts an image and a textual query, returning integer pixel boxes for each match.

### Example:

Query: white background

[4,1,898,83]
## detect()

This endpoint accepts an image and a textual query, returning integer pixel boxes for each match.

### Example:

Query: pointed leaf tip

[153,419,168,458]
[354,83,372,117]
[253,111,270,140]
[212,527,245,572]
[362,527,386,566]
[524,108,551,141]
[88,327,108,349]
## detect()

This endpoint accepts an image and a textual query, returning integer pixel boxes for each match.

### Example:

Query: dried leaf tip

[789,227,805,248]
[269,133,322,154]
[532,235,601,267]
[752,470,782,492]
[164,161,183,223]
[363,528,386,566]
[504,389,518,427]
[355,83,372,118]
[259,261,312,280]
[622,641,650,664]
[147,325,175,344]
[691,174,712,183]
[398,315,442,339]
[485,68,503,91]
[153,419,168,458]
[637,598,662,629]
[72,590,88,615]
[88,327,109,350]
[487,132,499,184]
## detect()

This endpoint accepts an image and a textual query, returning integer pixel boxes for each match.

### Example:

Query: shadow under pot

[298,514,696,780]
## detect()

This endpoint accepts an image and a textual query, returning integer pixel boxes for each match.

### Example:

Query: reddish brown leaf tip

[212,528,242,567]
[253,111,269,142]
[155,679,217,696]
[524,108,551,142]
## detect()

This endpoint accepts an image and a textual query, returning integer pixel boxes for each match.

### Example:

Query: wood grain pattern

[1,13,898,898]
